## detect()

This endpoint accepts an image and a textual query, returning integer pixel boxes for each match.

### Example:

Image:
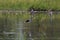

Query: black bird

[25,20,30,22]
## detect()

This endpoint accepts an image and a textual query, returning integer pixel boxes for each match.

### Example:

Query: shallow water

[0,11,60,40]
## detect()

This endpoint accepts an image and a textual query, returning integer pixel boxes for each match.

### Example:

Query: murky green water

[0,12,60,40]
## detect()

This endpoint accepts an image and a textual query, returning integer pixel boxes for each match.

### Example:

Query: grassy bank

[0,0,60,10]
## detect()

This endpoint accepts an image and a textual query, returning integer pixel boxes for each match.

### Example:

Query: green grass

[0,0,60,10]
